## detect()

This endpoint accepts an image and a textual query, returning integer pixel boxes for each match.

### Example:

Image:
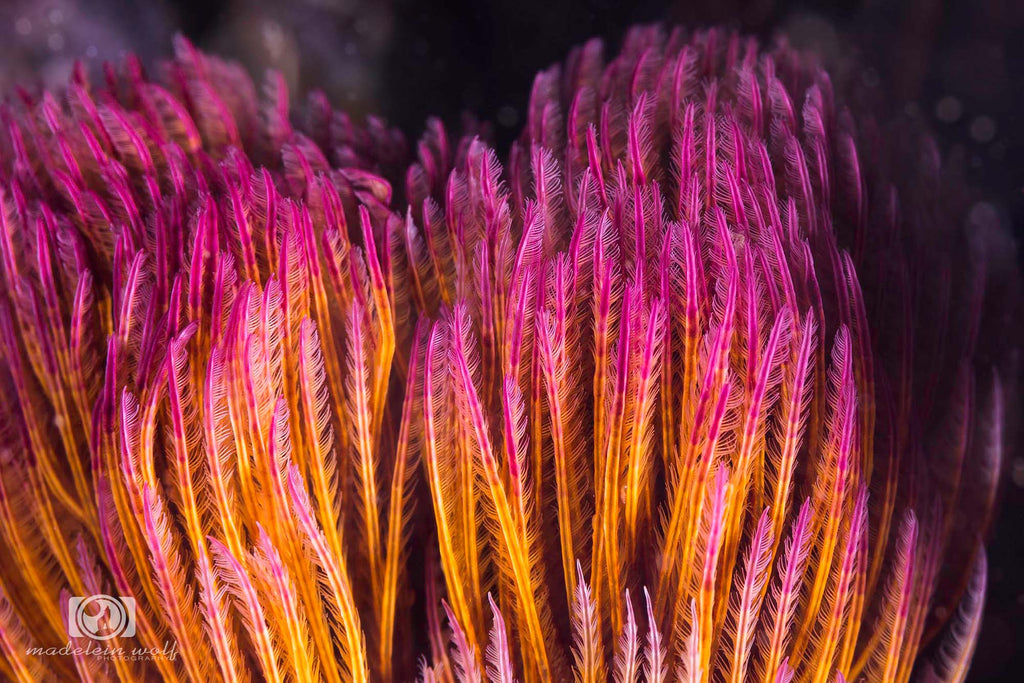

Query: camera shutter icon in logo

[68,595,137,640]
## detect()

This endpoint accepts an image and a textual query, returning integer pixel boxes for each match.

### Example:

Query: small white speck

[970,115,997,143]
[935,96,962,124]
[48,32,64,51]
[85,45,98,58]
[15,17,31,36]
[48,8,64,24]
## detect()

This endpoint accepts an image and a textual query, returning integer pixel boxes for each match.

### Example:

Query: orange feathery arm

[195,546,246,683]
[449,304,553,680]
[286,466,369,682]
[759,499,813,683]
[249,525,318,683]
[423,320,481,659]
[210,538,283,683]
[138,485,208,680]
[623,297,665,557]
[724,509,775,683]
[791,330,856,665]
[537,279,584,603]
[809,486,868,683]
[296,319,345,572]
[203,347,246,562]
[380,320,428,679]
[345,303,385,600]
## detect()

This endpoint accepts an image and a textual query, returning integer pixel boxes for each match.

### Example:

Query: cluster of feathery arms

[0,26,1004,683]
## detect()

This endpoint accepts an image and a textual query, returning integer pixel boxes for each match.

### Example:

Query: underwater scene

[0,1,1020,681]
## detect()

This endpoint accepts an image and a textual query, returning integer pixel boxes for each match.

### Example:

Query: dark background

[1,0,1020,679]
